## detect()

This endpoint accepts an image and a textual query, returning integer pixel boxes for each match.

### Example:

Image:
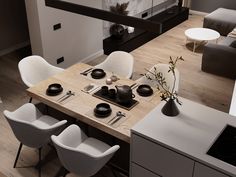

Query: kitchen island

[131,98,236,177]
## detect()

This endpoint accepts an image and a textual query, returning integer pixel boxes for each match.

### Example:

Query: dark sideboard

[103,6,189,55]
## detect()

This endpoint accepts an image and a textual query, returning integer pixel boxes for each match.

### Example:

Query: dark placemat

[92,89,139,110]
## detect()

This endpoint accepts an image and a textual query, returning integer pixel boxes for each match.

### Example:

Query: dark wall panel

[0,0,29,51]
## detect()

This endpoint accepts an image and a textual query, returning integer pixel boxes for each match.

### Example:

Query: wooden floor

[0,14,234,177]
[90,14,234,112]
[0,172,7,177]
[131,14,234,112]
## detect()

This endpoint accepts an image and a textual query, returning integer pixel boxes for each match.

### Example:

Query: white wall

[25,0,103,68]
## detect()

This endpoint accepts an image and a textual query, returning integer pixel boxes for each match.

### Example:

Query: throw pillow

[230,41,236,48]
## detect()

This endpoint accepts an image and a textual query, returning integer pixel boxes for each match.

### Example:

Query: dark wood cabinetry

[103,6,189,55]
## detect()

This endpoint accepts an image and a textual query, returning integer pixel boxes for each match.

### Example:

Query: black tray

[93,89,139,110]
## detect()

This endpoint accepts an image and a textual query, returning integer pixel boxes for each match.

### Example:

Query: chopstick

[80,68,93,75]
[130,83,139,90]
[110,116,122,125]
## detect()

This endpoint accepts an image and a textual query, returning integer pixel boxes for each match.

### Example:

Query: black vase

[110,24,125,39]
[161,99,180,117]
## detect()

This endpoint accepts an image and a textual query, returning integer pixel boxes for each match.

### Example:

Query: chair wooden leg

[35,145,56,169]
[111,168,120,177]
[45,105,49,115]
[14,143,23,168]
[29,97,32,103]
[54,166,69,177]
[38,148,42,177]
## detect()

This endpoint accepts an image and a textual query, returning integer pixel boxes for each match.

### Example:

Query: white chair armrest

[38,120,67,131]
[99,145,120,158]
[229,80,236,116]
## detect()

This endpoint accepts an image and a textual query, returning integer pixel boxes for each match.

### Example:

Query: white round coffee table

[185,28,220,52]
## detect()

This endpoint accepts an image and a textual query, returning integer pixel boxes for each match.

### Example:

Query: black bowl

[137,84,153,97]
[46,83,63,96]
[94,103,112,118]
[91,69,106,79]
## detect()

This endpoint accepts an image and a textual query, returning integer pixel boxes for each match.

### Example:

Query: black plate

[137,84,153,97]
[94,103,112,118]
[46,83,63,96]
[91,69,106,79]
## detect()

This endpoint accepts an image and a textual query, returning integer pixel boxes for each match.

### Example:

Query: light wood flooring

[131,14,234,112]
[0,14,234,177]
[90,14,234,112]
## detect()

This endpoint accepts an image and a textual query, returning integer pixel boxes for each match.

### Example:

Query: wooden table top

[27,63,161,143]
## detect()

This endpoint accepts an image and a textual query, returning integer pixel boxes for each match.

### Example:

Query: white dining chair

[136,63,180,92]
[51,124,120,177]
[3,103,67,177]
[18,55,64,102]
[95,51,134,79]
[229,80,236,117]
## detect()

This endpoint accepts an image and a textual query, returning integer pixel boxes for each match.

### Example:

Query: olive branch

[145,56,184,105]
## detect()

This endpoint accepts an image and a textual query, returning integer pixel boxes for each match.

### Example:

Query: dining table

[27,63,161,143]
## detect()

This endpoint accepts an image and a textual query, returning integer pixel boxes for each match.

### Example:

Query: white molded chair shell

[4,103,67,148]
[229,80,236,116]
[52,124,120,177]
[95,51,134,79]
[18,55,64,87]
[136,64,180,92]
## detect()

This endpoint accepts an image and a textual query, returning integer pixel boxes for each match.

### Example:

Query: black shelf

[103,6,189,55]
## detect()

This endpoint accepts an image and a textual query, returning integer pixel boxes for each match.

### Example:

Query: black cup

[101,86,108,95]
[108,89,116,98]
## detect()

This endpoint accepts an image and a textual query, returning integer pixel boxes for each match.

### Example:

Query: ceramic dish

[94,103,112,118]
[46,83,63,96]
[137,84,153,97]
[91,69,106,79]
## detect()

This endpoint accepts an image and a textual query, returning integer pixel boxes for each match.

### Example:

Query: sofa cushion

[203,8,236,36]
[230,41,236,48]
[218,37,236,46]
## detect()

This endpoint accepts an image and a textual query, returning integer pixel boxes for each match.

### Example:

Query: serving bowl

[46,83,63,96]
[137,84,153,97]
[91,69,106,79]
[94,103,112,118]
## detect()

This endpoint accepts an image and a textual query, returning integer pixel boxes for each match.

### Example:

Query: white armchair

[229,80,236,117]
[95,51,134,79]
[18,55,64,102]
[3,103,67,177]
[18,55,64,88]
[51,124,120,177]
[136,63,180,92]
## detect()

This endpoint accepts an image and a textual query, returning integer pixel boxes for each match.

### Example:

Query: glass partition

[45,0,179,33]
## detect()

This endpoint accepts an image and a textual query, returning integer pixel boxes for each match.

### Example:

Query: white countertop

[132,98,236,177]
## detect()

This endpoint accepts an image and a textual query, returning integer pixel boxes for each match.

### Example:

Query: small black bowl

[91,69,106,79]
[46,83,63,96]
[94,103,112,118]
[137,84,153,97]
